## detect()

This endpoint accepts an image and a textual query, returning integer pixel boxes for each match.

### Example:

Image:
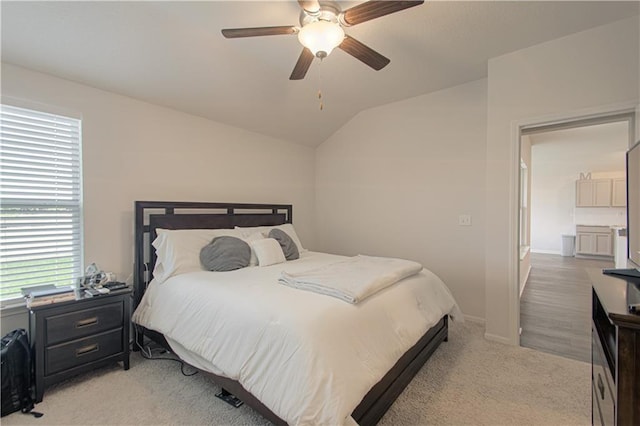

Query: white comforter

[133,251,461,425]
[279,255,423,303]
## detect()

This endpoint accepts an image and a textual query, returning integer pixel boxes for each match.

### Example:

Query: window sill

[1,298,27,315]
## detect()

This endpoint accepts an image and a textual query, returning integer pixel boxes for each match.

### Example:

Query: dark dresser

[589,269,640,426]
[29,288,131,402]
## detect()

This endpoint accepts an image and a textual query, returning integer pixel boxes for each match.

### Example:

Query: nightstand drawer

[45,302,123,345]
[45,328,123,375]
[592,327,615,425]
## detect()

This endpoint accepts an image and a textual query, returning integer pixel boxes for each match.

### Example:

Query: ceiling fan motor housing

[299,1,342,27]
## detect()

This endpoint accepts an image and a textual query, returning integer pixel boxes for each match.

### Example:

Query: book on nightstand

[23,285,77,308]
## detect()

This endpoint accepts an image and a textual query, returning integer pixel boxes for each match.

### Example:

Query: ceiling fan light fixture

[297,20,344,58]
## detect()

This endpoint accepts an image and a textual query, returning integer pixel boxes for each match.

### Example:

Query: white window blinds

[0,104,83,301]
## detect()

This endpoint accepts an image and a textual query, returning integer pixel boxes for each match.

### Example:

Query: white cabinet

[576,179,612,207]
[576,226,613,256]
[611,178,626,207]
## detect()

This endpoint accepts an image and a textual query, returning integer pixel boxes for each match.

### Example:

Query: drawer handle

[597,374,605,400]
[75,317,98,328]
[76,343,99,357]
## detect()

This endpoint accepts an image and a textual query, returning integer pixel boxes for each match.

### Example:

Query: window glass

[0,104,83,302]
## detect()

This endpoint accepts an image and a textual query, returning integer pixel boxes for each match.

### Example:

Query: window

[0,104,82,302]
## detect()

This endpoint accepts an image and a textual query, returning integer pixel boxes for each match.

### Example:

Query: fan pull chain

[317,57,324,111]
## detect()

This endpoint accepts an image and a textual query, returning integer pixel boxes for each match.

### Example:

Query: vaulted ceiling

[2,1,638,147]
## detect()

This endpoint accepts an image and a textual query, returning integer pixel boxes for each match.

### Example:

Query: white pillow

[250,238,286,267]
[242,232,265,266]
[152,228,241,283]
[235,223,306,252]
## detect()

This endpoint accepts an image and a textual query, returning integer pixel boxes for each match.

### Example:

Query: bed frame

[133,201,448,425]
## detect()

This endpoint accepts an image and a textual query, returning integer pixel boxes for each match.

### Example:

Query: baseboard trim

[484,332,513,345]
[531,249,562,255]
[463,315,485,325]
[575,254,614,260]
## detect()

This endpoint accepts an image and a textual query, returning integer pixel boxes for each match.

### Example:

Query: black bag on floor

[1,329,42,417]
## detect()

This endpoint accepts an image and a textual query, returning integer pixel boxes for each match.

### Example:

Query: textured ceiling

[2,1,638,147]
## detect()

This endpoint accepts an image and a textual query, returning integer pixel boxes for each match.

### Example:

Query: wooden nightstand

[28,288,131,402]
[589,269,640,425]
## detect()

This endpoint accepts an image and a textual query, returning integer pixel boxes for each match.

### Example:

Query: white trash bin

[561,234,575,257]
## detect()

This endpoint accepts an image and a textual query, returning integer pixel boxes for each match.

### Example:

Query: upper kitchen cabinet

[611,177,627,207]
[576,179,612,207]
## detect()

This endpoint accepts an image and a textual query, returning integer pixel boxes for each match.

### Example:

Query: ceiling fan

[221,0,425,80]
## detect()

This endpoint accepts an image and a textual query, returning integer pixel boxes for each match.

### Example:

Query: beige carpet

[2,321,591,425]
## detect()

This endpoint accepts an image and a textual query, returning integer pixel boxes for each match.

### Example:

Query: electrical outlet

[458,214,472,226]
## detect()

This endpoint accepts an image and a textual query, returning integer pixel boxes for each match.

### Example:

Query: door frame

[508,103,637,346]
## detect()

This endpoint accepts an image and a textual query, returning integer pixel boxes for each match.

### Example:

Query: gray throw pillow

[200,236,250,271]
[269,228,299,260]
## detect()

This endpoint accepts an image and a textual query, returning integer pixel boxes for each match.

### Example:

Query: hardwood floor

[519,252,613,363]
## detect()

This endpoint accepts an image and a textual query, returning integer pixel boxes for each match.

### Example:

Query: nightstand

[28,288,131,402]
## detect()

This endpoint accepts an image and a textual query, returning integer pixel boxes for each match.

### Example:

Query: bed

[131,201,461,425]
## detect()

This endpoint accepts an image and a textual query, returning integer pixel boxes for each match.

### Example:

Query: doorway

[517,114,634,361]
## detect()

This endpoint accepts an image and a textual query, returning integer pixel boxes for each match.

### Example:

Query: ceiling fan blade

[290,48,315,80]
[297,0,320,14]
[221,26,297,38]
[341,0,424,26]
[338,35,390,71]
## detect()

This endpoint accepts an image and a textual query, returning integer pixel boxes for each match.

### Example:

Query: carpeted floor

[2,321,591,425]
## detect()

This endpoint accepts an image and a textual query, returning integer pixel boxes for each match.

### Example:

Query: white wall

[485,16,639,343]
[1,63,316,332]
[316,79,487,321]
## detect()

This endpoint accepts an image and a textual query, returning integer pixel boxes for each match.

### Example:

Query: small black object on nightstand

[84,288,101,297]
[102,281,128,291]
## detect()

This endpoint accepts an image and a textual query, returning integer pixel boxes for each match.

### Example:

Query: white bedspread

[279,255,423,303]
[133,251,462,425]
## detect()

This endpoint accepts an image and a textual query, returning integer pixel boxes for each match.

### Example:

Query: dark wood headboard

[133,201,292,310]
